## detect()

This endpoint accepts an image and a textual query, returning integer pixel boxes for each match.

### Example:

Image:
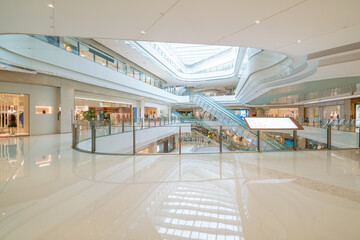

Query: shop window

[35,106,53,114]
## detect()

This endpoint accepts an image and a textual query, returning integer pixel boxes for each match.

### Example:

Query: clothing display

[9,114,17,128]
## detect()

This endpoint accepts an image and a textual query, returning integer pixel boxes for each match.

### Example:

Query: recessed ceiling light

[297,40,301,43]
[141,30,146,34]
[255,20,260,24]
[48,3,54,8]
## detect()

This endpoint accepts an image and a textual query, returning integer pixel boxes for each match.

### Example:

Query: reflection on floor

[0,134,359,240]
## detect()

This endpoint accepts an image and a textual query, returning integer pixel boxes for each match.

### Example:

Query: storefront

[0,93,29,137]
[265,108,298,118]
[75,98,132,123]
[230,109,249,118]
[322,105,341,119]
[144,107,157,119]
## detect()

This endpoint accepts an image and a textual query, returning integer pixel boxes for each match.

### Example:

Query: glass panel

[331,127,359,149]
[95,55,107,66]
[222,126,257,152]
[118,61,127,73]
[63,37,79,54]
[108,60,117,70]
[136,125,179,154]
[181,124,219,153]
[79,44,94,61]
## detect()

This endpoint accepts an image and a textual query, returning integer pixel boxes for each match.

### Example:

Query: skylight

[165,43,233,65]
[126,40,247,81]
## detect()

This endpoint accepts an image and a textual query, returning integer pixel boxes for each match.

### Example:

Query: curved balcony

[235,50,318,104]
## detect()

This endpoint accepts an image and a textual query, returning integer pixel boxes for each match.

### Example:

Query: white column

[168,105,172,118]
[140,99,145,124]
[344,99,351,119]
[60,86,74,133]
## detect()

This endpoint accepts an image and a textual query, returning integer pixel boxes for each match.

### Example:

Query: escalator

[172,110,255,152]
[189,93,288,151]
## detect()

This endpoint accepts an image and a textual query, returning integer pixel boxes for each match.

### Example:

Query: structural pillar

[60,86,74,133]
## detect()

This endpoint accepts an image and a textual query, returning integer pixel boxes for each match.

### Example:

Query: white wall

[0,82,58,135]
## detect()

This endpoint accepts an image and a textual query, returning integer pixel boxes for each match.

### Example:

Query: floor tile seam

[239,161,360,203]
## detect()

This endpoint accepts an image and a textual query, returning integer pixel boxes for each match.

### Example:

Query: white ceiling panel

[53,0,178,39]
[217,0,360,54]
[141,0,303,45]
[0,0,358,56]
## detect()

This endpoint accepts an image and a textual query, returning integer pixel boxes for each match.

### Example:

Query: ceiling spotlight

[297,40,301,43]
[141,30,146,34]
[48,3,54,8]
[255,20,260,24]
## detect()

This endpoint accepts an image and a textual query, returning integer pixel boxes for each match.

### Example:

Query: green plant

[82,108,96,121]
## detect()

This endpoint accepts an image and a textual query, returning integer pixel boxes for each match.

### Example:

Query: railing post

[358,129,360,148]
[327,125,332,150]
[122,120,125,133]
[160,117,162,126]
[133,120,136,155]
[108,119,111,135]
[219,126,223,153]
[72,123,77,148]
[91,121,96,153]
[179,126,182,154]
[141,119,143,129]
[293,130,297,151]
[258,130,261,152]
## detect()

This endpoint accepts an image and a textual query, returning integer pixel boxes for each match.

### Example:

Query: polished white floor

[0,134,359,240]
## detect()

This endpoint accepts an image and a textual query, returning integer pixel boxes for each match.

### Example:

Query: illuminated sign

[244,117,303,130]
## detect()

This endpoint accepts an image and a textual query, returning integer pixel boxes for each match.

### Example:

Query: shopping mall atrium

[0,0,359,239]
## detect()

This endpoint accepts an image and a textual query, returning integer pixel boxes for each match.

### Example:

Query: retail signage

[244,117,304,130]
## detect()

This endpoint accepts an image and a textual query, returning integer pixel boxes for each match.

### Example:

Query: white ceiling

[0,0,359,56]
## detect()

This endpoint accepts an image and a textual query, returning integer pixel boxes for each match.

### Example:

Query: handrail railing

[297,117,359,132]
[73,116,360,154]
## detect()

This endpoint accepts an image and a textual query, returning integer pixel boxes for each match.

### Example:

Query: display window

[0,93,29,137]
[322,105,340,119]
[265,108,298,118]
[75,98,131,124]
[144,107,158,119]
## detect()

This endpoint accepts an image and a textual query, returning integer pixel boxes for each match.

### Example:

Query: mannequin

[8,106,17,135]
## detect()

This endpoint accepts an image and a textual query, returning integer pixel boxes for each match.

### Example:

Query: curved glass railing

[73,116,360,154]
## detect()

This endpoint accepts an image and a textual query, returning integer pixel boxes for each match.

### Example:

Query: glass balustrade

[73,115,360,155]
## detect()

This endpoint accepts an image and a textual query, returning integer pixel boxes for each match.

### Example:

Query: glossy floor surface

[0,134,360,240]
